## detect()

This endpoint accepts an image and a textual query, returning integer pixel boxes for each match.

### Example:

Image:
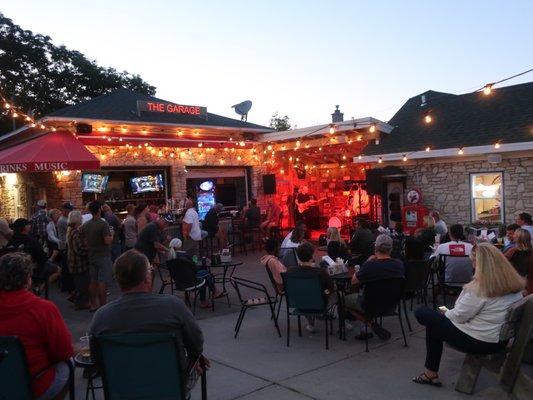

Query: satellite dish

[232,100,252,121]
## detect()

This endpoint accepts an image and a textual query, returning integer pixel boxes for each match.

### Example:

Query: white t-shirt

[433,240,473,259]
[82,213,93,224]
[183,208,202,241]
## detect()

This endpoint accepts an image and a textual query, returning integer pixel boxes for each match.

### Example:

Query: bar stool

[201,236,217,258]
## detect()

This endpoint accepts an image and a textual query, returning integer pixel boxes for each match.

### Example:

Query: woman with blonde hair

[412,242,524,387]
[504,228,533,277]
[416,214,437,253]
[326,227,349,261]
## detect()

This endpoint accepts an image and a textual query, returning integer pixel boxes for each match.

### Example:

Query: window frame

[469,171,505,224]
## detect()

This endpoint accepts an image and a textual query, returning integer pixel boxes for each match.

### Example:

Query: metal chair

[281,271,334,350]
[402,260,431,331]
[230,218,247,255]
[279,247,299,268]
[94,333,207,400]
[0,336,75,400]
[264,260,285,321]
[433,254,473,307]
[166,258,207,315]
[230,276,282,339]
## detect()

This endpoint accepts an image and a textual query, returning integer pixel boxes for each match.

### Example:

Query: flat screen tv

[130,174,164,194]
[81,173,109,193]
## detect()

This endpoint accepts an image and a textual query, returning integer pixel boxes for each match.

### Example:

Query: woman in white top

[46,208,61,262]
[413,242,524,387]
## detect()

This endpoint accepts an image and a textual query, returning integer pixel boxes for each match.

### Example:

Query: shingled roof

[363,81,533,156]
[47,89,273,132]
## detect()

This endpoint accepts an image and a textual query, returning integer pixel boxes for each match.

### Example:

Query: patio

[51,251,521,400]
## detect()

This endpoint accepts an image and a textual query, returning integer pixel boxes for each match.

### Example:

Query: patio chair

[402,260,431,331]
[279,247,299,268]
[434,254,473,307]
[455,294,533,396]
[264,261,285,320]
[93,333,207,400]
[346,278,408,352]
[0,336,75,400]
[230,276,282,339]
[166,257,207,314]
[230,218,247,256]
[154,261,174,294]
[281,271,334,350]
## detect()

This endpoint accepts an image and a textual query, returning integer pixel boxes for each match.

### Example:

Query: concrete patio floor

[50,251,520,400]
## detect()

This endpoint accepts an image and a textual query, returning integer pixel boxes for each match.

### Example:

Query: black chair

[281,271,334,350]
[0,336,75,400]
[346,278,408,352]
[230,218,247,256]
[230,276,282,339]
[94,333,207,400]
[155,261,174,295]
[433,254,473,307]
[402,260,431,331]
[269,212,284,243]
[166,258,207,314]
[264,261,285,321]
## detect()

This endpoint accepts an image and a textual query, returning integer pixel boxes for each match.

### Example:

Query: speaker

[263,174,276,195]
[75,123,92,134]
[365,169,382,195]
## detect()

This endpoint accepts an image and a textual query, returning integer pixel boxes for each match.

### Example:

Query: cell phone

[438,306,449,313]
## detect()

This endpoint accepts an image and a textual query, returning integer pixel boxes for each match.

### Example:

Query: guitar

[296,197,327,214]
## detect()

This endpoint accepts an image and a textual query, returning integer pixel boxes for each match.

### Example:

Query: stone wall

[380,153,533,225]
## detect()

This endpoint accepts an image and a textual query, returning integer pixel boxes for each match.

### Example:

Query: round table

[74,352,102,400]
[196,260,243,307]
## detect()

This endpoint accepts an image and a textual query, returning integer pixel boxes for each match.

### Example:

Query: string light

[267,145,272,151]
[369,124,376,133]
[342,155,347,160]
[358,155,362,160]
[424,112,432,124]
[425,146,431,152]
[458,148,464,155]
[198,142,203,147]
[329,125,335,134]
[12,112,18,118]
[494,142,501,149]
[483,84,493,96]
[239,141,245,147]
[402,154,407,162]
[378,157,383,163]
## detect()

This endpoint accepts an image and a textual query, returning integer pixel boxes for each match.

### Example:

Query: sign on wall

[137,100,207,118]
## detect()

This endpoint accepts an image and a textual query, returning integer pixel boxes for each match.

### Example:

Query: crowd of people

[1,199,533,397]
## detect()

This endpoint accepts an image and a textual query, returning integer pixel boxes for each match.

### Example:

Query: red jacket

[0,289,73,397]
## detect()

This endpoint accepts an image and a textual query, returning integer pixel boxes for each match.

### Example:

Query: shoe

[306,324,317,333]
[370,322,391,340]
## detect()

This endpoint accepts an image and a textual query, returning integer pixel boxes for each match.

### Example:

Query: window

[470,172,503,223]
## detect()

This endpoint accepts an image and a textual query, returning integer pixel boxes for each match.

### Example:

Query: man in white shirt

[516,212,533,245]
[182,199,207,258]
[432,224,473,285]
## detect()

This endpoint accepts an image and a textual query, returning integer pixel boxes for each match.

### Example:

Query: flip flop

[412,373,442,387]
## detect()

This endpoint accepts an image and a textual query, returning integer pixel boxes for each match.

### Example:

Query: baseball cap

[375,234,393,253]
[161,213,174,224]
[61,202,74,211]
[12,218,31,231]
[37,200,47,207]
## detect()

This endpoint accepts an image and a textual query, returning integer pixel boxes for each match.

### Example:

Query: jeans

[414,307,505,372]
[111,243,122,263]
[197,269,215,301]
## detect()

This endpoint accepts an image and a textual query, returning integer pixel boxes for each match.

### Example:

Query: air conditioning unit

[487,154,502,164]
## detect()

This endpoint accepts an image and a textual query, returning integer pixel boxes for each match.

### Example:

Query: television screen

[81,173,109,193]
[130,174,164,194]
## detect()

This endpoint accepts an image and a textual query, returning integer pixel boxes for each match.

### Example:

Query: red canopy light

[0,131,100,173]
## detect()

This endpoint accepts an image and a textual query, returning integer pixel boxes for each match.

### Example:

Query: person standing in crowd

[261,239,287,293]
[46,209,61,263]
[182,199,207,258]
[244,198,261,229]
[516,212,533,244]
[135,203,150,234]
[0,202,13,249]
[31,199,48,245]
[135,214,172,264]
[89,249,208,391]
[413,243,524,387]
[349,218,375,262]
[58,202,75,295]
[431,211,448,241]
[0,252,73,400]
[416,215,437,253]
[204,203,228,249]
[81,201,113,312]
[261,198,281,239]
[123,204,138,251]
[503,223,520,252]
[102,204,122,263]
[6,219,61,284]
[67,210,90,310]
[504,228,533,277]
[345,234,405,340]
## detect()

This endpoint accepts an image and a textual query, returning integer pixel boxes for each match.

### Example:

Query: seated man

[0,252,73,399]
[260,238,287,293]
[89,250,208,385]
[287,242,335,333]
[345,234,405,340]
[349,218,375,261]
[203,203,228,249]
[261,199,281,238]
[432,224,473,285]
[244,198,261,229]
[502,223,520,253]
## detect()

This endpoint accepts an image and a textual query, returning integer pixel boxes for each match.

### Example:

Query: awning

[0,131,100,173]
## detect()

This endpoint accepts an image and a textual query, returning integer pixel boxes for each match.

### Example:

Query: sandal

[412,373,442,387]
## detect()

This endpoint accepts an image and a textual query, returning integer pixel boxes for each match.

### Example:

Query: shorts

[34,261,60,280]
[88,256,113,283]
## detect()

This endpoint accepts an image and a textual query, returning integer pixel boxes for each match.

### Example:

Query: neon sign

[137,100,207,118]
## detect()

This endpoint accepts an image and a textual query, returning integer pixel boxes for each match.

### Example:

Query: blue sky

[2,1,532,127]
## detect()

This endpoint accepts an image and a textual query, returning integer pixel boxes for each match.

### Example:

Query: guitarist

[295,186,312,228]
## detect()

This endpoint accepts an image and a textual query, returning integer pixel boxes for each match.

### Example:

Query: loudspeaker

[75,123,92,134]
[365,169,382,195]
[263,174,276,195]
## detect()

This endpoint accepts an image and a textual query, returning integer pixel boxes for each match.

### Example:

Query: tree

[0,13,156,134]
[269,112,291,131]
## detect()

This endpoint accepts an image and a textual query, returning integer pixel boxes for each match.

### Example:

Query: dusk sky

[3,1,533,127]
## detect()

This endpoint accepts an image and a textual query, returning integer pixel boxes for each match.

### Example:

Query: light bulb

[296,140,301,147]
[267,145,272,151]
[342,155,347,160]
[425,146,431,152]
[198,142,203,147]
[358,155,362,160]
[483,84,493,95]
[329,126,335,134]
[424,114,432,124]
[402,155,407,162]
[458,148,464,155]
[369,124,376,133]
[12,112,18,118]
[378,157,383,164]
[239,141,245,147]
[494,142,501,149]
